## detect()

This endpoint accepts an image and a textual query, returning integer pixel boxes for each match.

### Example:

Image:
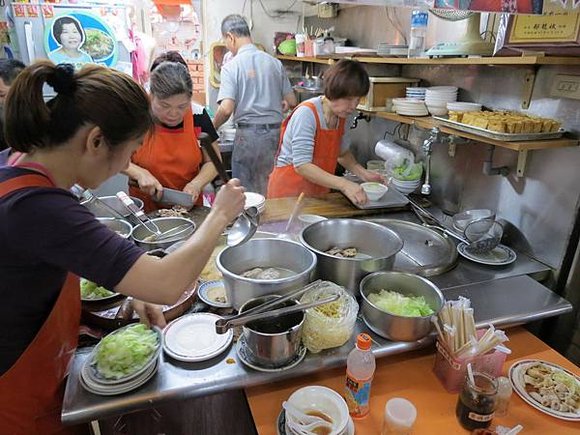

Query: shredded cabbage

[81,278,114,299]
[94,324,159,379]
[390,160,423,181]
[368,289,434,317]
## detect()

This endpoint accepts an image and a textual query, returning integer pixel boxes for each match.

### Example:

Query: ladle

[198,132,259,246]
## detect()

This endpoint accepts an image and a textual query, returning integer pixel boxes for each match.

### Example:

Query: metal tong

[407,196,468,244]
[215,280,339,334]
[77,186,126,220]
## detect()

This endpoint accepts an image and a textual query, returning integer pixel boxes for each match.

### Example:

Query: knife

[159,187,195,209]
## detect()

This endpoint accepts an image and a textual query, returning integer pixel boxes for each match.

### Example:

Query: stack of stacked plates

[244,192,266,214]
[221,128,236,142]
[425,86,458,116]
[79,325,161,396]
[446,102,482,113]
[406,87,426,100]
[392,98,429,117]
[391,178,421,195]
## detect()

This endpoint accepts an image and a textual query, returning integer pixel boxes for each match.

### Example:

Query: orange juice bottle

[344,333,375,418]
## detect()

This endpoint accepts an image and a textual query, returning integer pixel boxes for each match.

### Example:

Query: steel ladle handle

[199,132,229,183]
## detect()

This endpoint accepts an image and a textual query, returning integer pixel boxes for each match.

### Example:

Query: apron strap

[0,173,54,198]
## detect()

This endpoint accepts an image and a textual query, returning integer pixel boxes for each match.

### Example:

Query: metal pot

[216,238,317,310]
[97,218,132,239]
[239,295,304,367]
[299,219,403,295]
[131,217,195,251]
[360,271,445,342]
[81,195,144,223]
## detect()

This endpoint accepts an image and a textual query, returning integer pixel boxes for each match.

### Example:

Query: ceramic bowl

[361,182,388,201]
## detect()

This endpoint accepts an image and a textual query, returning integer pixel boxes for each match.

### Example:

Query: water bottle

[408,10,429,58]
[344,333,376,419]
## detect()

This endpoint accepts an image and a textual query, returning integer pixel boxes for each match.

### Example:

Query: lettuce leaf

[368,290,434,317]
[80,278,114,299]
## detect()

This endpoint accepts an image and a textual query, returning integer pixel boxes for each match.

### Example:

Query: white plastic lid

[385,397,417,429]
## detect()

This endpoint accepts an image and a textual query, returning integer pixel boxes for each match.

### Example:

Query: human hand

[136,169,163,201]
[341,179,368,206]
[212,178,246,224]
[362,169,386,184]
[132,299,166,328]
[183,182,202,204]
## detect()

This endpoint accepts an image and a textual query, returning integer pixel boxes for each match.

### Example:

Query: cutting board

[261,192,408,223]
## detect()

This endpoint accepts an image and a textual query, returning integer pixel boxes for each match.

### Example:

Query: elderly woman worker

[125,57,220,212]
[0,62,245,434]
[267,60,382,205]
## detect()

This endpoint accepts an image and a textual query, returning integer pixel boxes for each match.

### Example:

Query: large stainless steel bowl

[131,217,195,251]
[360,271,444,341]
[216,238,317,310]
[97,218,132,239]
[299,219,403,295]
[81,195,144,220]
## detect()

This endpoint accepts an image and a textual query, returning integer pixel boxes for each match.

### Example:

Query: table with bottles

[246,327,579,434]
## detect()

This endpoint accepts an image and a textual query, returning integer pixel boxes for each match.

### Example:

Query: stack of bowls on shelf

[425,86,458,116]
[446,102,482,113]
[244,192,266,214]
[390,177,422,195]
[406,87,426,100]
[392,98,429,117]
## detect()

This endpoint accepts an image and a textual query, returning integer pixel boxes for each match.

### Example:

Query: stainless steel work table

[61,211,573,425]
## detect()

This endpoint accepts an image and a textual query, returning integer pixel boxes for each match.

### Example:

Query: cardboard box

[358,77,420,112]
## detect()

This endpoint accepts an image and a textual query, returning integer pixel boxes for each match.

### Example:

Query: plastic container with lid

[382,397,417,434]
[344,333,375,418]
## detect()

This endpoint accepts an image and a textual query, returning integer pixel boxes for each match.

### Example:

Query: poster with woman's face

[45,12,118,70]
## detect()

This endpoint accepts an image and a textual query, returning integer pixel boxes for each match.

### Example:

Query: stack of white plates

[244,192,266,214]
[163,313,233,362]
[406,87,426,100]
[446,102,482,113]
[221,128,236,142]
[425,86,458,116]
[79,326,161,396]
[392,98,429,117]
[391,178,422,195]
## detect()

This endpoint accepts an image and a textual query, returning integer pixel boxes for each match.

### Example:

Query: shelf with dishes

[277,54,580,66]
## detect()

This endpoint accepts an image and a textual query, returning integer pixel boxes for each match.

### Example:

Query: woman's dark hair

[52,16,85,45]
[150,51,187,72]
[4,61,153,153]
[0,59,25,85]
[149,61,192,100]
[323,60,370,100]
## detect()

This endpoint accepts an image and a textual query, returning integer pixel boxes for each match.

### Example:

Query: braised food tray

[433,116,565,142]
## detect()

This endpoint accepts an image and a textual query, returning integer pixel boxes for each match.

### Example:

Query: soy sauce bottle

[455,372,498,430]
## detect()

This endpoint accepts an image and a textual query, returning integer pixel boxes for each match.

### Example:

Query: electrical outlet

[550,74,580,100]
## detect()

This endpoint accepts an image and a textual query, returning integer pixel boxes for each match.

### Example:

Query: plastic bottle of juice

[344,333,376,418]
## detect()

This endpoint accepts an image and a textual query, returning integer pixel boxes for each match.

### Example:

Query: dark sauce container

[455,372,498,431]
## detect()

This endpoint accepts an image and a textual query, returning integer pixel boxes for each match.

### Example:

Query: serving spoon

[198,132,259,246]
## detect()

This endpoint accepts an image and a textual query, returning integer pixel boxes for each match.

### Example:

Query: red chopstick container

[433,339,507,393]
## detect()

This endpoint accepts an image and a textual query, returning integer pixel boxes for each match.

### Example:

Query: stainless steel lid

[369,219,457,276]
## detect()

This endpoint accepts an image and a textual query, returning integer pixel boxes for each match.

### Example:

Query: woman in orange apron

[0,62,244,434]
[267,60,383,205]
[126,53,221,212]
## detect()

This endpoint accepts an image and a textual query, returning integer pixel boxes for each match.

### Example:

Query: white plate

[236,337,307,373]
[277,409,355,435]
[80,359,158,396]
[509,359,580,421]
[457,243,517,266]
[198,280,231,308]
[163,313,233,362]
[245,192,266,209]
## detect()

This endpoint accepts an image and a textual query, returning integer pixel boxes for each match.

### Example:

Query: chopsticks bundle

[433,297,509,360]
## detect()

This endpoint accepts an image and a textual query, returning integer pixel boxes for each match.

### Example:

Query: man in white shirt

[213,14,297,194]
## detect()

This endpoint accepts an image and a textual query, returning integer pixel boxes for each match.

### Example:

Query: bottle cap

[357,333,372,350]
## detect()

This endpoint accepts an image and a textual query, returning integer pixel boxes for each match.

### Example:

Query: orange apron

[130,108,203,212]
[0,172,84,435]
[267,101,345,198]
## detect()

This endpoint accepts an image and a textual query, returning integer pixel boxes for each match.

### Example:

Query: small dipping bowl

[198,280,231,308]
[286,386,349,435]
[361,182,388,201]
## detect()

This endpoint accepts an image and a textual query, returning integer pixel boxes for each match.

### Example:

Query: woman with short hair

[125,52,221,212]
[0,61,244,433]
[267,60,382,204]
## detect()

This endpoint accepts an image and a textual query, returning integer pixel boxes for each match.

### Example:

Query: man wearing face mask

[0,59,25,152]
[213,14,297,195]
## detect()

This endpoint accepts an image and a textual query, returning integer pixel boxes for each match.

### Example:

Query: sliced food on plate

[509,359,580,421]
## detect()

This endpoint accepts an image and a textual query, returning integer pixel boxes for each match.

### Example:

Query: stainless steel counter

[62,269,571,424]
